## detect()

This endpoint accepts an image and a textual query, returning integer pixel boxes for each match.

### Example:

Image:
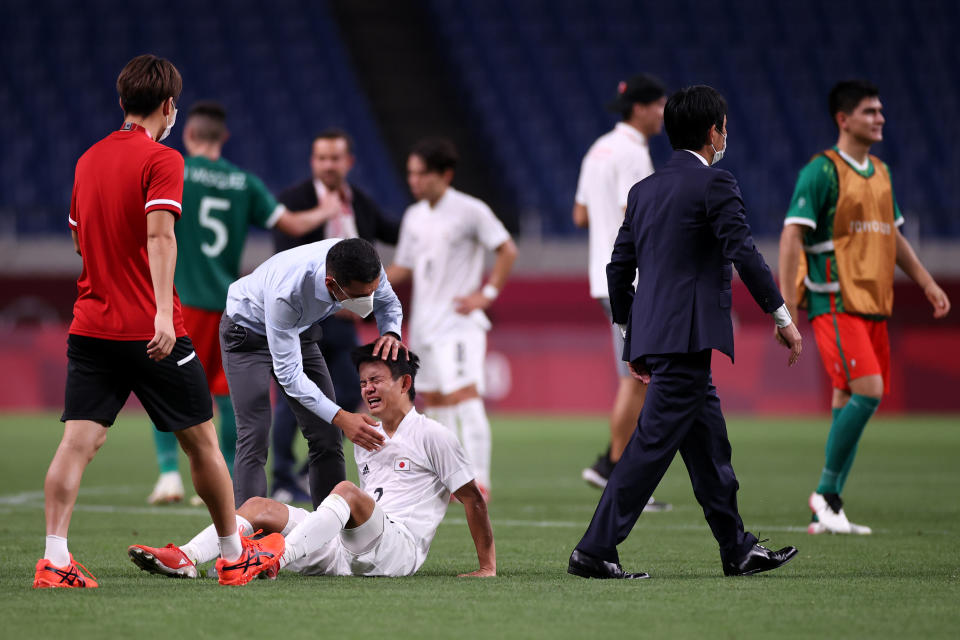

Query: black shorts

[62,334,214,432]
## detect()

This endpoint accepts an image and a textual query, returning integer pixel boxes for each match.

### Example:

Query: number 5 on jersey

[199,196,230,257]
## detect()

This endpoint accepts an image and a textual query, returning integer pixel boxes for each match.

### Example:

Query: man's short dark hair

[410,137,458,173]
[829,80,880,125]
[326,238,381,285]
[187,101,228,142]
[351,343,421,401]
[116,54,182,117]
[313,128,354,154]
[663,85,727,151]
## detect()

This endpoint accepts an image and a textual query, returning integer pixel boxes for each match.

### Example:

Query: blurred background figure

[572,73,671,513]
[388,138,517,499]
[778,80,950,534]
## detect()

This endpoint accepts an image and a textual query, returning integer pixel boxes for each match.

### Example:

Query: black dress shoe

[723,542,798,576]
[567,549,650,580]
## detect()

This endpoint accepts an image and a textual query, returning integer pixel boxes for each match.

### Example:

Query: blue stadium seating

[2,0,958,238]
[0,0,408,235]
[425,0,960,238]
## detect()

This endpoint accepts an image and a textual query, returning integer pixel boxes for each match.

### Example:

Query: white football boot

[147,471,185,504]
[808,492,852,534]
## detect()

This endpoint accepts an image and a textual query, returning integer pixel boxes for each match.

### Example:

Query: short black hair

[829,80,880,125]
[187,100,228,142]
[410,137,458,173]
[351,343,421,401]
[326,238,381,286]
[313,127,354,154]
[663,85,727,151]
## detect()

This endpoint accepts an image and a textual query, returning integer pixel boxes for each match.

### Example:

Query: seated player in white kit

[127,343,496,579]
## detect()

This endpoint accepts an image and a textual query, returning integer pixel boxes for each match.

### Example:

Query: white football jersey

[574,122,654,299]
[354,408,474,566]
[393,187,511,346]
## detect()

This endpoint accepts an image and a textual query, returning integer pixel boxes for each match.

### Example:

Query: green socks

[152,395,236,476]
[153,428,180,474]
[816,394,880,495]
[214,394,237,476]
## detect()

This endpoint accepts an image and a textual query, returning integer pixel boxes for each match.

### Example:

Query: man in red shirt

[34,55,281,589]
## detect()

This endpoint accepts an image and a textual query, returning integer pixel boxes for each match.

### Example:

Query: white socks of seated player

[280,494,350,568]
[457,398,491,489]
[180,515,251,565]
[44,535,70,567]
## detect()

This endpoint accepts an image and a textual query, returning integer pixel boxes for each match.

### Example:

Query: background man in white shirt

[573,74,671,510]
[387,138,517,499]
[221,238,403,509]
[128,343,496,579]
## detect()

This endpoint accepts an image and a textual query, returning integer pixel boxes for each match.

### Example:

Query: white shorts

[598,298,630,378]
[413,329,487,395]
[283,504,421,577]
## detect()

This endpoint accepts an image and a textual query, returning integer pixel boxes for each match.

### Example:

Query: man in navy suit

[568,85,803,579]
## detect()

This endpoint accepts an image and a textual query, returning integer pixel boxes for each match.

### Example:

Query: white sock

[280,494,350,568]
[181,515,251,565]
[218,533,243,563]
[44,535,70,567]
[281,504,300,536]
[426,405,459,437]
[457,398,492,488]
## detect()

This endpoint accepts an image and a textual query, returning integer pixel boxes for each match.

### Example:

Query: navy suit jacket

[607,150,783,363]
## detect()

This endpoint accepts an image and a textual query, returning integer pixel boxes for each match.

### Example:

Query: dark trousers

[270,315,360,491]
[576,350,756,565]
[220,314,343,509]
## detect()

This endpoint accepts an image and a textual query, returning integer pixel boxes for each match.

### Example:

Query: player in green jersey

[779,81,950,534]
[148,102,336,504]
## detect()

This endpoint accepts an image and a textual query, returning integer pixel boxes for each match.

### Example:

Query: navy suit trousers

[576,350,756,564]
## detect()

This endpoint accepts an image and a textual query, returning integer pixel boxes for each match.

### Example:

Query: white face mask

[159,105,177,142]
[331,280,375,318]
[710,131,727,165]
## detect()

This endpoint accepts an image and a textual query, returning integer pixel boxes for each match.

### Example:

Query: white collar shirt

[314,179,359,240]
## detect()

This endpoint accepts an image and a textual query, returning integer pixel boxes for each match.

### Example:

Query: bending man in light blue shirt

[222,238,403,508]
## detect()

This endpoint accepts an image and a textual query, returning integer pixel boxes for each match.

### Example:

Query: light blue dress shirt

[225,239,403,422]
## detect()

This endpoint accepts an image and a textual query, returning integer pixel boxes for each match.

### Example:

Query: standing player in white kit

[387,138,517,500]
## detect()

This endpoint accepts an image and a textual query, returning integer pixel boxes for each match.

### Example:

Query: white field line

[3,488,954,535]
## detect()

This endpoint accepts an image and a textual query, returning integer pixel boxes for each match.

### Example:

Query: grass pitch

[1,412,958,639]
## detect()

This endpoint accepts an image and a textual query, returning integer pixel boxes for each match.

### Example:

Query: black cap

[606,73,667,113]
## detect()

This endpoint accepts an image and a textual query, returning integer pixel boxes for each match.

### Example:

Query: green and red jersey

[174,155,284,311]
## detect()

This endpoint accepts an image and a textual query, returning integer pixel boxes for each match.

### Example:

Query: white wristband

[772,304,793,328]
[481,284,499,301]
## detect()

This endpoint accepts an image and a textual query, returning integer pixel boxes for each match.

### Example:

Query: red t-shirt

[69,123,188,340]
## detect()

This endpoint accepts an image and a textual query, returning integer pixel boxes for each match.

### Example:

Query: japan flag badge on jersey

[394,458,412,471]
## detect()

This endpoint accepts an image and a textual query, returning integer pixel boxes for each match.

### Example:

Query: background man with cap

[573,73,670,511]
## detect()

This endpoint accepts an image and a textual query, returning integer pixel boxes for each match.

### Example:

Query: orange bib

[824,149,896,316]
[795,150,897,316]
